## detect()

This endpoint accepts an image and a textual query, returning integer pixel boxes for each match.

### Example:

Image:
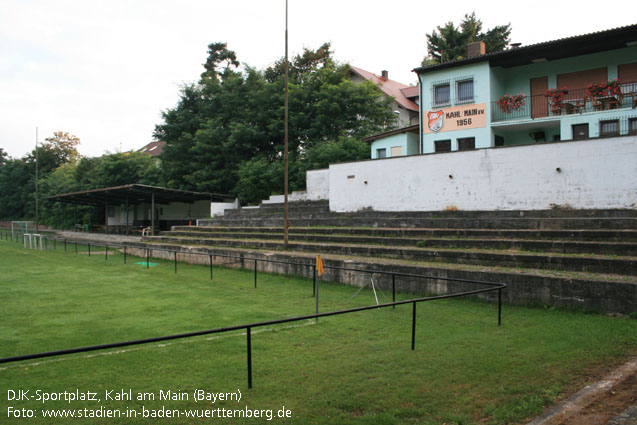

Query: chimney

[466,41,486,58]
[381,70,388,80]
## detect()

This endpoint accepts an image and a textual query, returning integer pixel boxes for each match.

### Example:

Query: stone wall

[123,245,636,315]
[325,136,637,212]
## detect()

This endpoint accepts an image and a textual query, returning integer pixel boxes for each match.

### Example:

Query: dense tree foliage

[0,158,33,220]
[423,12,511,65]
[0,131,163,228]
[236,136,369,204]
[87,152,163,188]
[156,42,395,199]
[0,132,82,222]
[2,42,396,223]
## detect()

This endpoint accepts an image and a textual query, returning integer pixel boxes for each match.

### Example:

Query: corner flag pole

[283,0,289,247]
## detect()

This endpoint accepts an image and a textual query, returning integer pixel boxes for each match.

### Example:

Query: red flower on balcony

[545,87,568,104]
[587,79,621,98]
[496,93,526,114]
[607,79,622,96]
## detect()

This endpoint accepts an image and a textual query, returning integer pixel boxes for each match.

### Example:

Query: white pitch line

[0,320,316,371]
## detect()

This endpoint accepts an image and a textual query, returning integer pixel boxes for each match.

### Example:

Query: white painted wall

[303,169,329,200]
[262,194,284,204]
[252,170,330,205]
[286,169,330,202]
[210,199,239,217]
[328,136,637,212]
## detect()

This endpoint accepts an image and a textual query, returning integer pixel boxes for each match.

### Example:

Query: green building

[368,24,637,156]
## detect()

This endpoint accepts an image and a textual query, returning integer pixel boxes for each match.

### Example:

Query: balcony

[491,82,637,123]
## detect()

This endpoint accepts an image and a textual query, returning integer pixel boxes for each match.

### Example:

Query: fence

[0,230,507,388]
[491,82,637,122]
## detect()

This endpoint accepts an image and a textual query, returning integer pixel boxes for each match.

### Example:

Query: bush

[235,137,369,205]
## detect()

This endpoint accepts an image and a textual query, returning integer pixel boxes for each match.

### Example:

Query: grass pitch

[0,240,635,424]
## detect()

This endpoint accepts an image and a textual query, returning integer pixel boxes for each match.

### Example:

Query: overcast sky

[1,0,635,159]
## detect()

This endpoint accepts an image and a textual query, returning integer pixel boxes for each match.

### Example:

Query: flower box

[496,93,526,114]
[545,87,568,104]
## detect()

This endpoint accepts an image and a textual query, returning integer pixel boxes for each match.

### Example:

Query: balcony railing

[492,82,637,122]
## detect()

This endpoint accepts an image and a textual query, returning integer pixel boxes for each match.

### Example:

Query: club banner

[423,103,487,134]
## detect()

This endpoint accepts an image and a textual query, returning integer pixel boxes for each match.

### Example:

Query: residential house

[414,24,637,153]
[300,24,636,212]
[138,140,166,158]
[350,66,419,129]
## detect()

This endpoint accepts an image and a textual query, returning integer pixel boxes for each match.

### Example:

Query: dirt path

[527,359,637,425]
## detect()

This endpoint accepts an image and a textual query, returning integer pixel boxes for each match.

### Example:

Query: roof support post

[105,198,108,234]
[125,196,129,236]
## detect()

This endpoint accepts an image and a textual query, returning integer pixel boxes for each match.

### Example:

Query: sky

[1,0,635,159]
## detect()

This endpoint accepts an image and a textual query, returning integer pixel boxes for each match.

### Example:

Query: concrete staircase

[142,200,637,314]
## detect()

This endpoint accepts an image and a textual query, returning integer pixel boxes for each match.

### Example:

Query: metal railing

[595,115,637,138]
[492,82,637,122]
[0,230,507,388]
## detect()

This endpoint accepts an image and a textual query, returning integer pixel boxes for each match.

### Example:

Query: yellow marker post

[315,254,324,322]
[316,254,324,277]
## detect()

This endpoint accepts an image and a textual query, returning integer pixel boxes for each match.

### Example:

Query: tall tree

[155,42,395,197]
[44,131,81,165]
[201,42,240,82]
[236,136,370,205]
[25,131,81,174]
[0,131,81,220]
[0,158,32,220]
[37,163,78,228]
[423,12,511,65]
[88,151,162,188]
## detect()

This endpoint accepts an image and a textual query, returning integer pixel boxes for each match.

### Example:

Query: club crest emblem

[427,110,444,133]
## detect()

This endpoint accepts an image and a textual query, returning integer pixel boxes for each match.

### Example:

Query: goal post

[11,221,35,240]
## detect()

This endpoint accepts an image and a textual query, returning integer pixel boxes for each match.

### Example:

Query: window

[434,84,450,106]
[457,79,474,103]
[557,68,607,90]
[572,124,589,140]
[457,137,476,151]
[600,120,619,137]
[629,118,637,135]
[434,140,451,153]
[391,146,403,157]
[376,148,386,158]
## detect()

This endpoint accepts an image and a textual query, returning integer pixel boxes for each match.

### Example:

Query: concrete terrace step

[172,226,637,241]
[144,235,637,276]
[50,234,637,314]
[173,203,637,314]
[160,230,637,255]
[224,205,331,216]
[228,203,637,219]
[200,216,637,230]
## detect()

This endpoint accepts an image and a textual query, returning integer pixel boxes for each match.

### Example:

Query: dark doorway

[572,123,589,140]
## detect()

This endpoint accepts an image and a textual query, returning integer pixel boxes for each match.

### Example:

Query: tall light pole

[283,0,289,247]
[35,126,39,234]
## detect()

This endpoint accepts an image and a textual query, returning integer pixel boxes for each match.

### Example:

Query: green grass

[0,240,635,424]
